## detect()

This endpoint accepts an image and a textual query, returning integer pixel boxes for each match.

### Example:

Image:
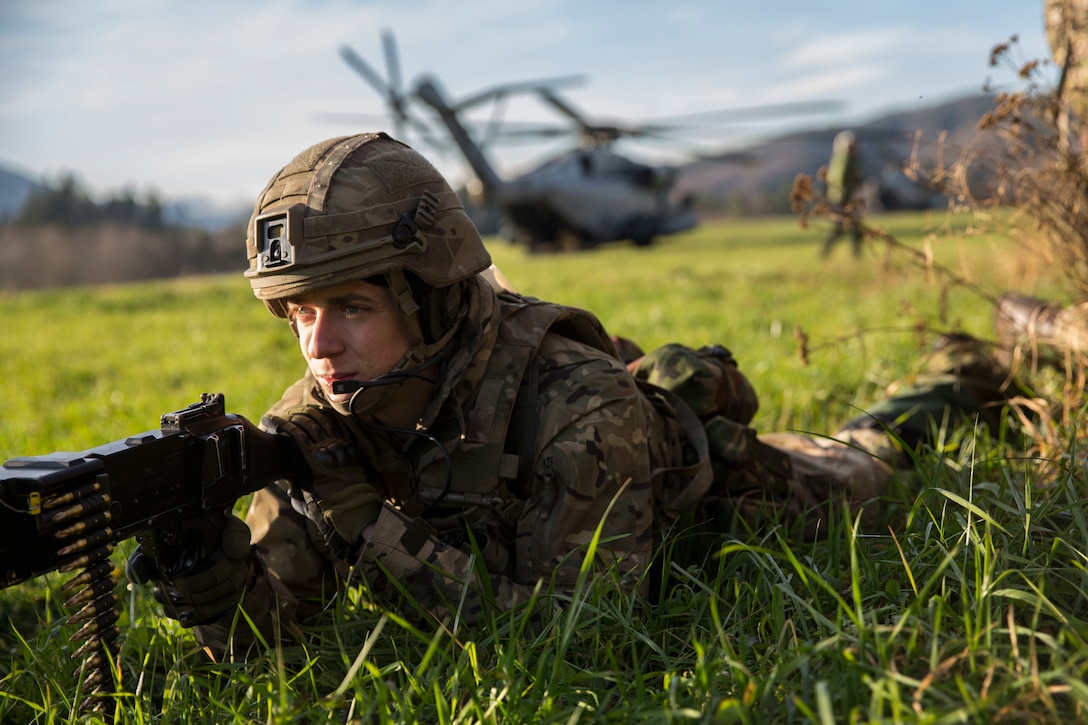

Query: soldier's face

[285,279,416,406]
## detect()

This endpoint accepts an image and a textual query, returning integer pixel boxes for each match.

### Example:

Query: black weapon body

[0,393,299,712]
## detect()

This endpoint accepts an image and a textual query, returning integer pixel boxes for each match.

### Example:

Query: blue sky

[0,0,1053,207]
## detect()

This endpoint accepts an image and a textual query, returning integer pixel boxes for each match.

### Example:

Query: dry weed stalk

[952,39,1088,298]
[792,36,1088,462]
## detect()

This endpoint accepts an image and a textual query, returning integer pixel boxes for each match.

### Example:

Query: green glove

[126,515,255,627]
[267,405,383,560]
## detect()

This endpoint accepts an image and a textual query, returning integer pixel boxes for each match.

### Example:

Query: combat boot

[995,292,1088,367]
[995,293,1062,364]
[837,332,1030,454]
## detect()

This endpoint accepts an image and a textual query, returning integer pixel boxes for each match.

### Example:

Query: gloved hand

[266,405,383,560]
[126,515,255,627]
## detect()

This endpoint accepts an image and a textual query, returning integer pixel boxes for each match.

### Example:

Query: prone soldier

[130,133,1029,656]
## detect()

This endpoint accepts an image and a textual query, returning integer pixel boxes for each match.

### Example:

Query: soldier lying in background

[128,132,1035,659]
[997,292,1088,365]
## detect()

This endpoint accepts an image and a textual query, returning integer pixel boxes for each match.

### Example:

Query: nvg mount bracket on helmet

[253,203,306,273]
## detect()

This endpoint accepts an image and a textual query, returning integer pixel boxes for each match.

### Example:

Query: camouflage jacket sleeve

[628,342,759,426]
[356,339,660,626]
[195,340,665,647]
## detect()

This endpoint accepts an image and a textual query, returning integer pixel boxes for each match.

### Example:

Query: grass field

[2,212,1087,723]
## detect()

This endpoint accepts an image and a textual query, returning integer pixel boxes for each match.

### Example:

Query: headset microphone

[332,380,365,395]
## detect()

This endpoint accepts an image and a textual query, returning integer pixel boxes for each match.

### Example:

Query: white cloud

[783,28,910,69]
[0,0,1056,202]
[772,65,889,100]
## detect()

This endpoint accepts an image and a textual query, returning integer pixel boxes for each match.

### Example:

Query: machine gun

[0,393,301,714]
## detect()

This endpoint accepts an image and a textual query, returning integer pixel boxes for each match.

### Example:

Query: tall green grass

[2,213,1086,723]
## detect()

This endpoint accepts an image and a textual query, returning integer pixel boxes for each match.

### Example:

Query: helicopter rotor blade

[537,89,635,145]
[538,89,592,128]
[340,34,440,137]
[453,75,588,113]
[381,30,403,99]
[468,123,577,139]
[339,45,391,98]
[533,90,850,148]
[646,100,847,125]
[380,29,407,137]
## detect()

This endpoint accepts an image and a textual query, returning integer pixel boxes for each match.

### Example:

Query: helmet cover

[245,133,491,317]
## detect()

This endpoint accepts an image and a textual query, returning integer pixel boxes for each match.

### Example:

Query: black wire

[344,370,455,515]
[0,496,28,514]
[331,368,434,396]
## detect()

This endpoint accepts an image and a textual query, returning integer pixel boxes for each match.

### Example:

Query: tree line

[15,173,166,230]
[2,173,244,291]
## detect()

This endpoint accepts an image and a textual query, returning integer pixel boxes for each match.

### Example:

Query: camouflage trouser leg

[700,420,896,539]
[748,428,896,539]
[736,334,1027,541]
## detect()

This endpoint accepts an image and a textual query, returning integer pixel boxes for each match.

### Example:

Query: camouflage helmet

[245,133,491,318]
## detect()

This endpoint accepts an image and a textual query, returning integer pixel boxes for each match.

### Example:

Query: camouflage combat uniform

[821,130,864,258]
[193,277,917,653]
[187,132,1024,656]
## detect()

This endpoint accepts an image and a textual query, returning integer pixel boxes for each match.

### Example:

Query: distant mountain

[0,165,42,220]
[678,93,998,213]
[161,197,251,231]
[0,163,250,231]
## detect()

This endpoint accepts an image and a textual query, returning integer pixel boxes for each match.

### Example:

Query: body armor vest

[413,293,618,508]
[403,293,628,573]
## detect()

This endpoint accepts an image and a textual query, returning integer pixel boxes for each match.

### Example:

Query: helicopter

[332,31,843,252]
